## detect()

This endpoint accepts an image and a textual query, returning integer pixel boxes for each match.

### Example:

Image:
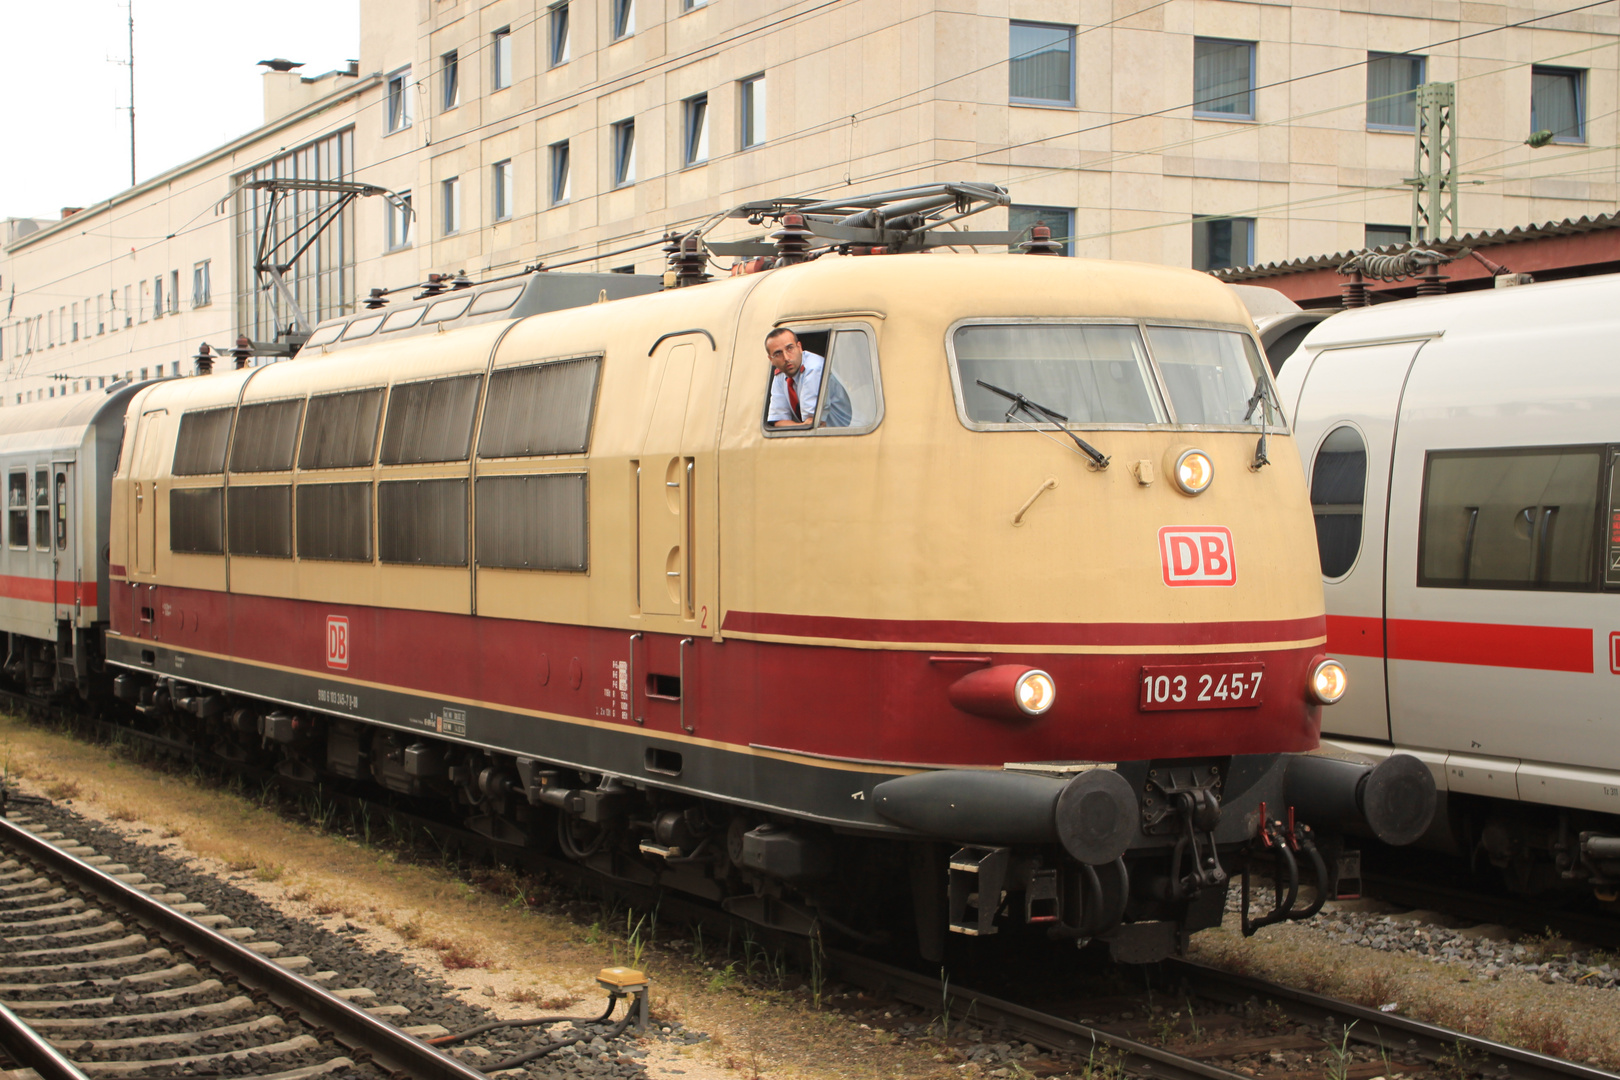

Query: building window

[152,277,162,319]
[386,67,413,133]
[683,94,709,166]
[442,177,461,234]
[549,2,570,66]
[492,27,512,90]
[388,190,413,249]
[493,160,513,221]
[1366,52,1424,130]
[138,283,149,324]
[168,270,179,313]
[1007,205,1073,255]
[1191,216,1254,271]
[1009,21,1074,106]
[1365,223,1409,249]
[97,294,105,335]
[612,119,636,187]
[1532,66,1585,143]
[549,141,571,205]
[193,260,211,307]
[1193,38,1255,120]
[71,303,79,341]
[612,0,634,40]
[740,74,766,148]
[124,285,133,327]
[441,50,460,111]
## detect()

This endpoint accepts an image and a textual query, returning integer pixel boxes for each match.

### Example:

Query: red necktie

[784,370,802,422]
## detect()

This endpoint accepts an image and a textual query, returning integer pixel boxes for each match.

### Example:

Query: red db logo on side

[326,615,350,670]
[1159,527,1237,587]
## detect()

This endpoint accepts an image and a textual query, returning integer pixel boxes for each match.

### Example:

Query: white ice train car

[1274,272,1620,898]
[0,386,144,697]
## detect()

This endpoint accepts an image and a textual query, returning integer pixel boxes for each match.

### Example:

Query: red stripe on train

[721,610,1327,647]
[1329,614,1592,673]
[0,575,97,607]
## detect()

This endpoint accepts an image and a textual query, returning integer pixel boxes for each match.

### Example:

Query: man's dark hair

[764,327,798,350]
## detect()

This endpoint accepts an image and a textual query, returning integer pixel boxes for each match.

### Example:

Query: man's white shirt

[766,351,826,423]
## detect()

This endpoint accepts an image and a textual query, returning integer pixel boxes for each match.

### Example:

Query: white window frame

[740,74,766,149]
[493,160,513,221]
[1192,38,1256,121]
[611,120,636,187]
[441,50,460,111]
[193,261,212,308]
[549,2,570,67]
[492,27,513,90]
[386,67,414,133]
[442,177,461,235]
[549,141,571,205]
[683,94,709,166]
[612,0,634,41]
[388,190,414,250]
[1008,20,1075,107]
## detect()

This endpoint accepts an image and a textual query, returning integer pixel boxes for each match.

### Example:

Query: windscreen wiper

[976,380,1110,469]
[1242,377,1276,470]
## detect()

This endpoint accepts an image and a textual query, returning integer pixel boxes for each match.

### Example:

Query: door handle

[628,632,643,725]
[679,637,695,733]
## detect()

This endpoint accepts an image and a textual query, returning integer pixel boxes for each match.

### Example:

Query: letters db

[326,615,350,670]
[1159,527,1237,587]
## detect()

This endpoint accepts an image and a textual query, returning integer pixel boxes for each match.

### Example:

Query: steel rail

[0,996,93,1080]
[1166,958,1620,1080]
[825,949,1249,1080]
[0,812,490,1080]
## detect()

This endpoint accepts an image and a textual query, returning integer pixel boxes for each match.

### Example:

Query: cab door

[637,343,696,618]
[129,410,168,578]
[1289,341,1426,743]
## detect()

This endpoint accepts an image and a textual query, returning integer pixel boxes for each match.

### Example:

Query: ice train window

[468,285,524,316]
[762,326,883,436]
[173,408,234,475]
[378,479,468,565]
[479,357,601,458]
[297,483,372,562]
[303,324,344,349]
[476,473,588,571]
[227,485,292,559]
[1310,426,1366,579]
[951,323,1161,427]
[380,375,482,464]
[300,389,384,470]
[170,488,224,555]
[1418,446,1601,591]
[1146,326,1277,427]
[230,399,304,473]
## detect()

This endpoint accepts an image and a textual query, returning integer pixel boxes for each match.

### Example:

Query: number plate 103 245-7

[1140,663,1265,711]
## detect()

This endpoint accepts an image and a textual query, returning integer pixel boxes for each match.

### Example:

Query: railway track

[8,700,1620,1079]
[0,807,491,1080]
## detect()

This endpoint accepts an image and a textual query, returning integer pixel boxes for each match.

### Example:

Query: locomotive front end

[733,255,1434,960]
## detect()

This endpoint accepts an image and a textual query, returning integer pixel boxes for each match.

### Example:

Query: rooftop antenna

[109,2,136,187]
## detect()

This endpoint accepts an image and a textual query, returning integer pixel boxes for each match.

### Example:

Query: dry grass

[43,778,80,800]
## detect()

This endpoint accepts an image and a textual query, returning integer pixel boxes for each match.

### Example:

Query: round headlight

[1174,449,1213,495]
[1014,669,1056,716]
[1309,658,1347,705]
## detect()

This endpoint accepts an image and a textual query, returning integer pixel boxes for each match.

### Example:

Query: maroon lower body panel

[109,581,1321,766]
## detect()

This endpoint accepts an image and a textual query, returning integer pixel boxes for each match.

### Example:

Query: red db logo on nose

[326,615,350,670]
[1159,527,1237,587]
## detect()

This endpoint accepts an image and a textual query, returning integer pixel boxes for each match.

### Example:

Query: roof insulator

[364,288,389,309]
[771,212,814,265]
[1020,224,1064,256]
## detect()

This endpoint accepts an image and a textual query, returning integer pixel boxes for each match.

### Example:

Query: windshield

[1146,326,1278,427]
[953,324,1165,425]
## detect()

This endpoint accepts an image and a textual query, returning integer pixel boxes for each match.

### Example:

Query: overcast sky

[0,0,360,220]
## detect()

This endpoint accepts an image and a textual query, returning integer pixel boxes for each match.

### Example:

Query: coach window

[172,408,234,475]
[1419,446,1601,590]
[230,399,304,473]
[379,480,468,565]
[762,325,883,436]
[7,473,27,549]
[1311,426,1366,579]
[297,483,372,562]
[300,389,384,469]
[227,486,292,558]
[54,471,67,550]
[32,469,48,551]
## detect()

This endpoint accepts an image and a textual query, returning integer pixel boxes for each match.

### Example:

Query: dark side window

[1311,426,1366,579]
[173,408,233,475]
[475,473,588,571]
[230,400,304,473]
[170,488,224,554]
[1419,445,1601,590]
[380,375,482,464]
[300,389,384,470]
[479,357,601,458]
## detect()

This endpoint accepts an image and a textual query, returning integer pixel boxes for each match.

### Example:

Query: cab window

[951,322,1163,427]
[1145,326,1278,427]
[1311,425,1366,578]
[762,325,882,436]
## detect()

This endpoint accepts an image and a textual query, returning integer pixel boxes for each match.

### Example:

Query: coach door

[1291,341,1425,744]
[51,462,76,622]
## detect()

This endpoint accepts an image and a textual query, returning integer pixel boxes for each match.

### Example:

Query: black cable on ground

[429,996,617,1047]
[481,1008,636,1074]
